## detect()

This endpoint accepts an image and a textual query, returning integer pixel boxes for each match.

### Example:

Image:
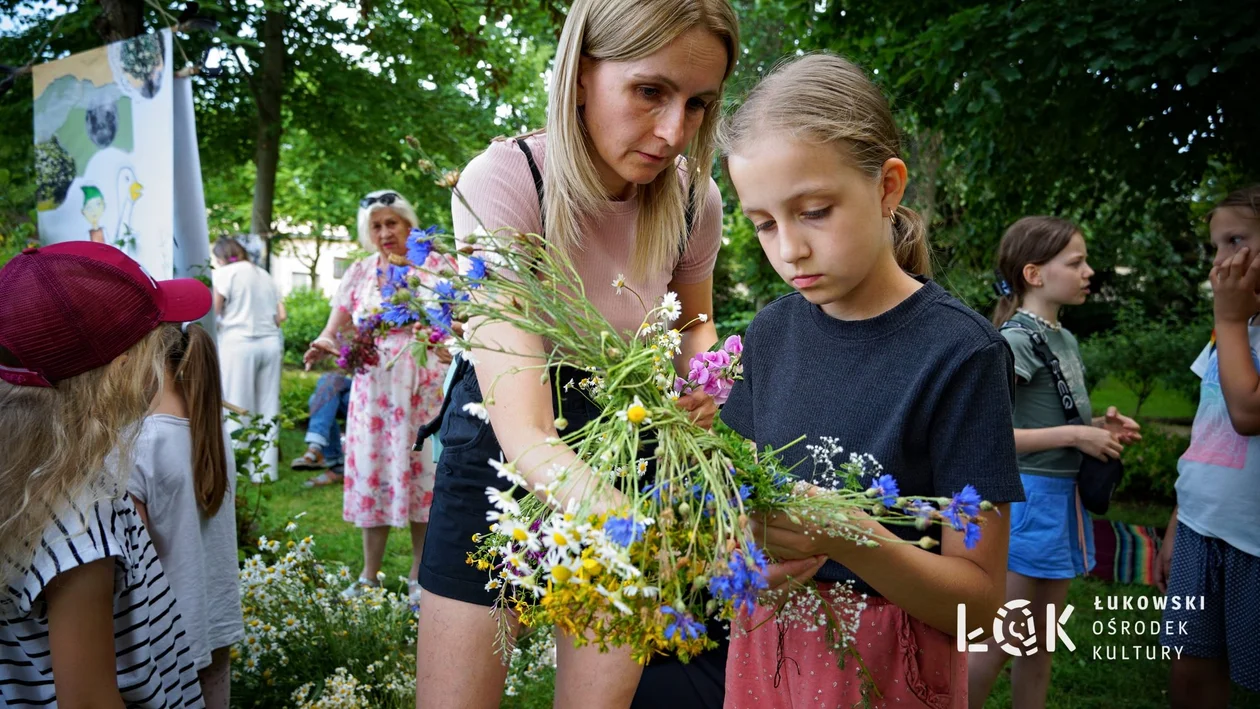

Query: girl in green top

[969,216,1142,709]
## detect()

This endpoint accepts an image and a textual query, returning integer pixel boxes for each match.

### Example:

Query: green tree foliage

[1081,307,1210,415]
[805,0,1258,328]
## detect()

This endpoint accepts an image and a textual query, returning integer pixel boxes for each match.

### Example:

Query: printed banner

[32,29,177,279]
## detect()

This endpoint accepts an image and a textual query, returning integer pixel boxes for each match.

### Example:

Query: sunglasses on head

[360,192,400,209]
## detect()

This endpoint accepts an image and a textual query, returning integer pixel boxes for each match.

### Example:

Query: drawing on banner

[32,30,174,279]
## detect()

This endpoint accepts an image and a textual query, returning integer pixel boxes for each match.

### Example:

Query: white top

[0,489,206,708]
[1175,323,1260,556]
[126,415,244,670]
[211,260,281,338]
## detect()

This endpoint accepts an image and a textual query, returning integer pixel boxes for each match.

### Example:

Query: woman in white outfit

[211,237,286,482]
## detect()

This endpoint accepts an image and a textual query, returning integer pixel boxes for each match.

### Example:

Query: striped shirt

[0,493,205,708]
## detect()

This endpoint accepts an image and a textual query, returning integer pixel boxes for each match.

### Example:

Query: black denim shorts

[416,358,729,706]
[417,360,601,605]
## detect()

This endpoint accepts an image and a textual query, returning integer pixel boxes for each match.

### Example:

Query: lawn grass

[247,377,1260,708]
[1090,377,1197,422]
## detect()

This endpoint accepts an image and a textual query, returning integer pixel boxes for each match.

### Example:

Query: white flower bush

[232,520,417,708]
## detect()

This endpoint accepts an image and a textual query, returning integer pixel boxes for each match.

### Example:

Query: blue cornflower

[464,256,487,286]
[708,545,770,617]
[604,515,645,547]
[426,303,453,334]
[942,485,983,530]
[963,520,982,549]
[645,482,670,504]
[867,474,900,507]
[902,499,936,521]
[382,302,417,327]
[407,227,437,266]
[434,279,469,303]
[660,606,706,641]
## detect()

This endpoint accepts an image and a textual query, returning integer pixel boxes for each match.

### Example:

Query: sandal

[291,446,329,471]
[303,470,344,488]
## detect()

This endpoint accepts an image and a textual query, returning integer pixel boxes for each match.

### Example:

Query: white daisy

[615,396,652,427]
[488,456,527,487]
[611,274,626,295]
[483,485,521,516]
[462,402,490,422]
[659,292,682,322]
[596,584,633,614]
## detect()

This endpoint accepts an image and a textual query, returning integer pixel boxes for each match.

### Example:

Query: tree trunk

[94,0,145,43]
[250,9,286,270]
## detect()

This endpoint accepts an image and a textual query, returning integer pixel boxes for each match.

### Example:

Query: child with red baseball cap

[0,242,212,707]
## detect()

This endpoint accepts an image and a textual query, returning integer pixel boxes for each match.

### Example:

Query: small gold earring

[888,208,897,225]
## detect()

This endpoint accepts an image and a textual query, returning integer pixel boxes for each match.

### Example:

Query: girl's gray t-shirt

[127,414,244,670]
[999,312,1093,478]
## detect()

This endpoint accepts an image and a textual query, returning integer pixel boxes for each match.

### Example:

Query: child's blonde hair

[720,53,931,276]
[0,328,167,588]
[545,0,739,280]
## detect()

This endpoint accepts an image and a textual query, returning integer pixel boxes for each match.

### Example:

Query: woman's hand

[676,391,718,430]
[1098,406,1142,444]
[303,337,338,371]
[1074,425,1123,460]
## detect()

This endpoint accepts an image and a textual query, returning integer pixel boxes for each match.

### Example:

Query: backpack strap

[1000,320,1086,425]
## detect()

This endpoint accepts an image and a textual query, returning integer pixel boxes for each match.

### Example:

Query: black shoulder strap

[518,136,697,251]
[1000,320,1085,425]
[516,137,545,232]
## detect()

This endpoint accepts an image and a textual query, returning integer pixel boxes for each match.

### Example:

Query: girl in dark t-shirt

[718,53,1024,708]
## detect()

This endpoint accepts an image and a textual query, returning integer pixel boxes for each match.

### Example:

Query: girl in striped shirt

[0,242,210,708]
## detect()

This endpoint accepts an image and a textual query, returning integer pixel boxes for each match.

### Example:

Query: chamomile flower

[544,555,584,585]
[659,292,682,322]
[611,274,626,295]
[444,333,478,365]
[616,396,651,427]
[498,518,541,552]
[484,486,521,516]
[489,457,527,487]
[596,584,633,614]
[539,517,582,556]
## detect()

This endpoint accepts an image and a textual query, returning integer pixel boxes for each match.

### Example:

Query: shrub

[1081,308,1209,415]
[1116,426,1187,503]
[233,522,417,708]
[281,369,321,427]
[283,287,333,366]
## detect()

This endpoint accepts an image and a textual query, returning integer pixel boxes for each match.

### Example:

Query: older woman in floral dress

[303,190,451,602]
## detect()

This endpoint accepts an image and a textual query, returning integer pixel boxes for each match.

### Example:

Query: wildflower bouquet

[383,143,993,667]
[233,519,417,708]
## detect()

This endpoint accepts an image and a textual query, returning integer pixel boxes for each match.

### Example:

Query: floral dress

[333,253,449,527]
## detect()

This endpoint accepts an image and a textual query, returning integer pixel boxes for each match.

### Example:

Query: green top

[1000,311,1092,478]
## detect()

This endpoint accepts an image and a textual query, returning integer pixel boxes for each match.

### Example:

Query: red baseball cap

[0,241,212,387]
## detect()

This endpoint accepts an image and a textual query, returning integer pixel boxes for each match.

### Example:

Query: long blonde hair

[545,0,739,279]
[720,53,931,276]
[0,328,166,588]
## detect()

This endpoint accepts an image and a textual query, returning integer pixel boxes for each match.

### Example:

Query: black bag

[1001,321,1123,515]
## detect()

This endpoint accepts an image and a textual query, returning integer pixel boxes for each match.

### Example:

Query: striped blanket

[1090,519,1164,586]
